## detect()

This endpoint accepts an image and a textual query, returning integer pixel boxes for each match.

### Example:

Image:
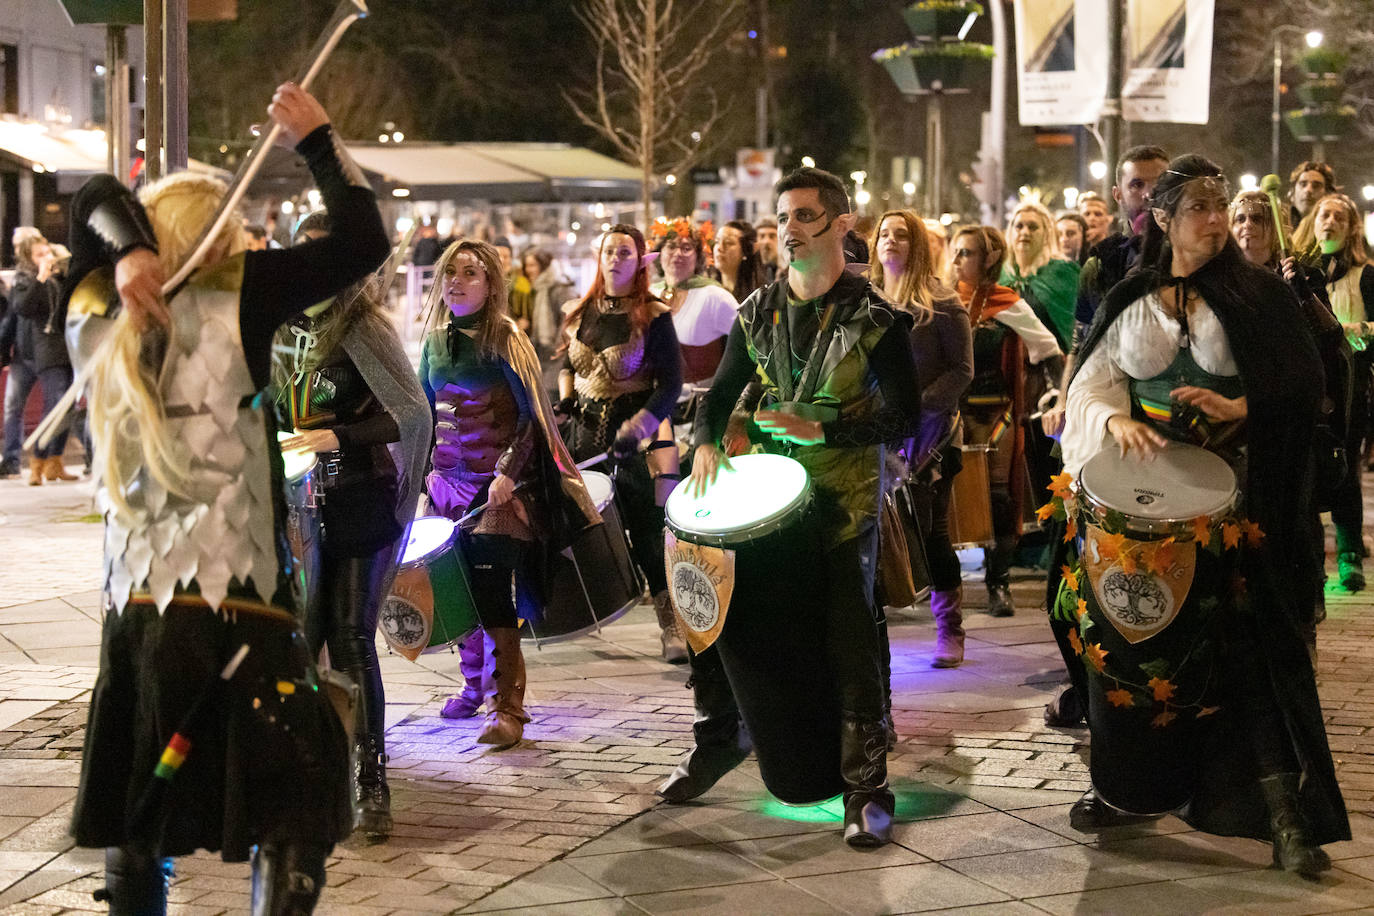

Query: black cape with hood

[1073,240,1349,845]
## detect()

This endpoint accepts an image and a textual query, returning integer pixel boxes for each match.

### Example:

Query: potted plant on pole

[902,0,985,42]
[1286,47,1355,144]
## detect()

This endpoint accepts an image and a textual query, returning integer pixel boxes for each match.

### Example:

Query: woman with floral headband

[649,217,739,386]
[1060,154,1347,874]
[426,239,602,746]
[558,225,685,661]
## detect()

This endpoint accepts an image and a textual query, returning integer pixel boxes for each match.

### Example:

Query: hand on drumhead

[487,473,516,507]
[689,444,732,497]
[1170,386,1248,423]
[279,428,339,454]
[1106,415,1167,461]
[754,409,825,446]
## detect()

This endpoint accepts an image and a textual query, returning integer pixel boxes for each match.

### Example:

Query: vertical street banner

[1122,0,1214,123]
[1012,0,1109,126]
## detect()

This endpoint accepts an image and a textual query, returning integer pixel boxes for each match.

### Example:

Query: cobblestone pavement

[2,469,1374,914]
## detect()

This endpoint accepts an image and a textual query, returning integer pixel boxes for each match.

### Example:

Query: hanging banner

[1013,0,1109,126]
[1122,0,1214,124]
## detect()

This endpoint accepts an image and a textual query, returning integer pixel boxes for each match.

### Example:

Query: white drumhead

[1080,442,1237,521]
[277,431,316,482]
[581,470,614,513]
[400,516,456,564]
[666,453,809,537]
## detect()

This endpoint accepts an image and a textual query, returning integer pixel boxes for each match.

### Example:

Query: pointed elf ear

[641,250,660,270]
[1151,208,1170,233]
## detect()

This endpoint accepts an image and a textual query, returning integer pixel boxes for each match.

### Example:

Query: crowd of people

[2,73,1365,909]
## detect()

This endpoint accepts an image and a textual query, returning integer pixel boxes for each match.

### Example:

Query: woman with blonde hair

[1002,199,1079,350]
[63,84,388,914]
[425,239,602,745]
[1293,193,1374,592]
[870,209,973,665]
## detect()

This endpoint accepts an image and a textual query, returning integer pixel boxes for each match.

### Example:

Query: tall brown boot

[43,456,77,481]
[27,457,43,486]
[440,627,487,719]
[477,627,530,748]
[930,587,965,668]
[653,590,688,664]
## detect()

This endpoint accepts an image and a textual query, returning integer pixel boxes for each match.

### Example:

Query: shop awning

[0,120,229,191]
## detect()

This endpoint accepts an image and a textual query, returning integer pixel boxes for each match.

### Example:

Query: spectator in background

[712,219,765,303]
[412,221,443,267]
[243,224,269,251]
[494,236,534,334]
[1077,192,1113,249]
[1,231,74,485]
[754,216,781,283]
[1001,199,1079,350]
[1055,211,1089,264]
[1290,160,1337,230]
[522,246,574,358]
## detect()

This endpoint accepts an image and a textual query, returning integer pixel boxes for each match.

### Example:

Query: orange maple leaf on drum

[1106,688,1135,708]
[1222,522,1241,550]
[1048,471,1074,500]
[1061,565,1079,592]
[1119,551,1139,575]
[1036,501,1057,522]
[1150,537,1177,575]
[1148,676,1176,702]
[1196,706,1221,717]
[1097,530,1127,561]
[1241,520,1265,548]
[1067,628,1084,656]
[1063,517,1078,543]
[1083,642,1108,672]
[1152,709,1177,728]
[1191,515,1212,544]
[1076,598,1089,620]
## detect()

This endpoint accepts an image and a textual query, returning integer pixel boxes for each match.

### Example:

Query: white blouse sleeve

[1061,324,1132,477]
[701,285,741,339]
[993,300,1063,364]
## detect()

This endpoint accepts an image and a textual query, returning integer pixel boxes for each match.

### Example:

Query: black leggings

[908,454,961,592]
[309,544,393,744]
[465,532,531,630]
[1331,357,1369,555]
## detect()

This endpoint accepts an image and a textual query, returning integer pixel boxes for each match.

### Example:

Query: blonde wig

[422,238,517,363]
[89,172,244,519]
[1005,199,1060,274]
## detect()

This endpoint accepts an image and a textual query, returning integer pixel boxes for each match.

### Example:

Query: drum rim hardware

[1077,442,1238,538]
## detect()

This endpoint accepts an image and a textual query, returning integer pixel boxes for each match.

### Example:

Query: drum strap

[775,300,838,403]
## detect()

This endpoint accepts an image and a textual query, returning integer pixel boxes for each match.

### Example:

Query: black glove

[612,434,639,459]
[554,396,579,420]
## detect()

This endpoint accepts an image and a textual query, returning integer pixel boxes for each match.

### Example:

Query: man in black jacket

[1,233,74,484]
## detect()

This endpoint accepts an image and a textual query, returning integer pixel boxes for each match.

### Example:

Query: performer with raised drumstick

[270,216,430,841]
[556,226,685,662]
[64,83,386,914]
[425,239,602,747]
[1059,155,1348,875]
[684,167,922,848]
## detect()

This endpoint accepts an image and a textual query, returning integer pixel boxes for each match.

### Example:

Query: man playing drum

[680,167,923,848]
[1059,155,1347,876]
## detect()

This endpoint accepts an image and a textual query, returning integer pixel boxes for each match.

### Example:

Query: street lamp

[1240,173,1259,191]
[1362,185,1374,202]
[1273,26,1324,177]
[1088,161,1108,181]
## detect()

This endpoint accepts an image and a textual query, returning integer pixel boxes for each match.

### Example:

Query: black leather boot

[841,717,895,848]
[657,650,750,803]
[250,841,330,915]
[1260,773,1332,878]
[354,730,392,842]
[95,846,173,915]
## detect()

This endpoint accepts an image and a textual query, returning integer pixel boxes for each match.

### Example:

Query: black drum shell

[709,517,844,805]
[530,490,642,642]
[1083,541,1227,815]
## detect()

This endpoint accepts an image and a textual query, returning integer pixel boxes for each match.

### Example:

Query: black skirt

[71,596,352,860]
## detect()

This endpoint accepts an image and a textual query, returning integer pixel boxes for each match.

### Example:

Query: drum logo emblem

[1082,525,1196,644]
[663,531,735,652]
[380,595,430,662]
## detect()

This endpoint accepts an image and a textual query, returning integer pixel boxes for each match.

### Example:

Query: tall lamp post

[1272,26,1324,177]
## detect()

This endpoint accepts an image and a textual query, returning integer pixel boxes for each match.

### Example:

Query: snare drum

[664,453,843,804]
[380,516,481,661]
[529,470,642,643]
[1074,442,1239,814]
[947,445,995,549]
[278,433,322,621]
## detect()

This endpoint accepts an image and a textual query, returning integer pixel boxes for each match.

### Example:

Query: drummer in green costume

[679,167,923,848]
[420,240,601,749]
[1060,155,1348,876]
